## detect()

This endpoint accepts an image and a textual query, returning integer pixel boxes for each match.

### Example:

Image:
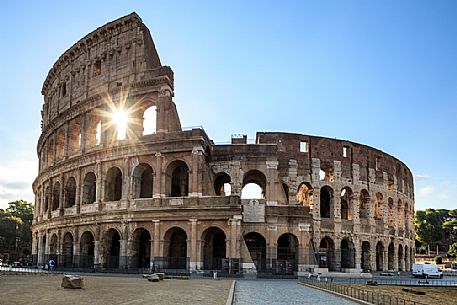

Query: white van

[412,264,443,279]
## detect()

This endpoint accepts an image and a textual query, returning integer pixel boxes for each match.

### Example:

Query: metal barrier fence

[0,266,49,274]
[323,277,457,287]
[300,278,428,305]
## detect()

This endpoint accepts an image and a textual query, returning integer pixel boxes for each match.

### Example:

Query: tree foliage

[0,200,33,258]
[415,209,445,247]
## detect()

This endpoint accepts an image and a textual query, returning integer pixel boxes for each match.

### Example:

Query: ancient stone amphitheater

[31,13,415,275]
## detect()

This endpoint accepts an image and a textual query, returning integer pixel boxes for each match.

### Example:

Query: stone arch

[44,186,50,212]
[241,170,267,199]
[62,232,74,268]
[52,181,60,210]
[163,227,188,269]
[319,161,334,182]
[102,228,121,269]
[397,199,403,229]
[359,189,370,219]
[320,186,333,218]
[296,182,313,208]
[388,197,394,226]
[64,177,76,208]
[341,238,355,269]
[56,129,65,160]
[388,241,395,271]
[82,172,96,204]
[132,163,153,199]
[375,192,383,220]
[398,244,404,271]
[340,187,353,220]
[130,228,151,268]
[104,167,122,201]
[68,119,81,155]
[85,109,102,149]
[243,232,266,271]
[361,241,371,272]
[201,227,226,270]
[80,231,95,268]
[142,105,157,135]
[277,233,298,274]
[166,160,189,197]
[214,172,231,196]
[49,234,58,263]
[318,237,336,271]
[376,241,384,271]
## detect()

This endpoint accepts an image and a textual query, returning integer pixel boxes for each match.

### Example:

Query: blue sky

[0,0,456,211]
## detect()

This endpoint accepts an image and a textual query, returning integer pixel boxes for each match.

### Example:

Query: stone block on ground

[147,274,160,282]
[156,273,165,280]
[61,275,84,289]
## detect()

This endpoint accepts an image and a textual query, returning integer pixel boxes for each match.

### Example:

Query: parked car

[412,264,443,279]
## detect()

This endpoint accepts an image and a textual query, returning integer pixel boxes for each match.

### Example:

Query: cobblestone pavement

[233,280,357,305]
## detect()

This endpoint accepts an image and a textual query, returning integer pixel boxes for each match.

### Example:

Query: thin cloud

[414,174,430,181]
[0,158,36,208]
[419,186,434,198]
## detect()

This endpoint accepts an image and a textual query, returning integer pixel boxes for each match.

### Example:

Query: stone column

[64,122,69,159]
[37,234,43,266]
[354,240,361,271]
[265,161,279,205]
[153,153,163,198]
[94,226,101,270]
[95,161,102,204]
[190,147,203,197]
[189,219,198,271]
[59,175,64,216]
[73,228,80,266]
[382,250,388,271]
[44,231,50,263]
[80,114,87,154]
[229,216,242,258]
[152,220,161,259]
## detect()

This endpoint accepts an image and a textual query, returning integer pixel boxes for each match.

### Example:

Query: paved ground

[233,279,357,305]
[0,274,232,305]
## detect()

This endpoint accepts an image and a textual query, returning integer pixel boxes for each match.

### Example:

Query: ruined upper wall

[255,132,414,195]
[40,12,172,129]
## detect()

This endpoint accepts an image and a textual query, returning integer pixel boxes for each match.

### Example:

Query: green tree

[0,200,33,258]
[415,209,445,253]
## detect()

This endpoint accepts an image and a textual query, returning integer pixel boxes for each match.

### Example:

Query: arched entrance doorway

[165,227,188,269]
[318,237,336,271]
[202,227,226,270]
[80,231,95,269]
[131,228,151,269]
[361,241,371,272]
[62,232,74,268]
[244,232,266,272]
[104,229,121,269]
[277,233,298,274]
[376,241,384,271]
[341,239,355,270]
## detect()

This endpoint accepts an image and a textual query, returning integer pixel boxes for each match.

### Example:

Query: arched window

[375,193,383,220]
[68,120,81,155]
[132,163,153,198]
[202,227,226,270]
[56,129,65,160]
[52,182,60,210]
[296,182,313,208]
[359,189,370,219]
[105,167,122,201]
[320,186,333,218]
[65,177,76,208]
[82,172,96,204]
[340,187,353,220]
[143,106,157,135]
[318,237,336,271]
[85,109,101,149]
[214,173,231,196]
[319,162,334,182]
[241,170,266,199]
[166,161,189,197]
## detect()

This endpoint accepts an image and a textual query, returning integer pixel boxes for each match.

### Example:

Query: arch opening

[202,227,226,270]
[105,167,122,201]
[244,232,266,271]
[132,163,153,199]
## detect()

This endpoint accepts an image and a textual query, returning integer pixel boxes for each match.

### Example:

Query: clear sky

[0,0,456,211]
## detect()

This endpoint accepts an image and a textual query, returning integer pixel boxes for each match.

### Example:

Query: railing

[300,278,428,305]
[314,277,457,287]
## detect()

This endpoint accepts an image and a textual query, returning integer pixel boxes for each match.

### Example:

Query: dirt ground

[346,284,457,305]
[0,274,232,305]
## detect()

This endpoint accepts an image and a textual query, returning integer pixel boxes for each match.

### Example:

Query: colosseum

[31,13,415,276]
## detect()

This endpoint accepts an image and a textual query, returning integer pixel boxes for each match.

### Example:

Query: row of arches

[37,160,190,214]
[42,105,158,169]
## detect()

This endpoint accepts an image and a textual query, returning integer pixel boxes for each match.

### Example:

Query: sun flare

[112,109,128,140]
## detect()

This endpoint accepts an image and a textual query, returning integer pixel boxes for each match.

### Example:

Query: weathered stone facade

[31,13,415,275]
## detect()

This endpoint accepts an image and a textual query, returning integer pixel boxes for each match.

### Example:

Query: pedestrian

[49,259,55,271]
